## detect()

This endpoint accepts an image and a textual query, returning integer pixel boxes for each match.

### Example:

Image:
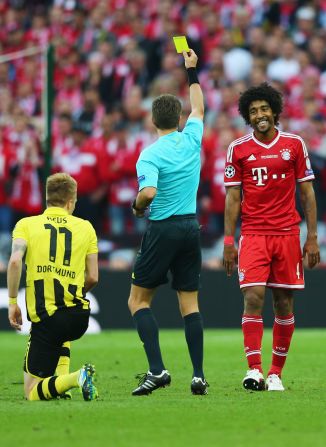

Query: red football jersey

[224,130,315,234]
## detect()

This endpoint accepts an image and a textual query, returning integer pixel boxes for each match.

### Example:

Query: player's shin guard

[268,314,295,377]
[28,372,79,401]
[242,314,264,373]
[56,341,71,375]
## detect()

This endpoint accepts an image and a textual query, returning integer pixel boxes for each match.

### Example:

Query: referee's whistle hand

[183,49,198,69]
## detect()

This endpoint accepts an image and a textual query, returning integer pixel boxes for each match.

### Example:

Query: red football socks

[242,314,264,373]
[268,314,295,377]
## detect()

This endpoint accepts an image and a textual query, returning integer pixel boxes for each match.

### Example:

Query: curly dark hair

[238,82,283,126]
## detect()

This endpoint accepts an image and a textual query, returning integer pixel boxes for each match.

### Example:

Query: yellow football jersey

[12,207,98,323]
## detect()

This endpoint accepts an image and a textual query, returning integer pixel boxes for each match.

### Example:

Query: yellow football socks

[56,341,71,376]
[28,371,79,401]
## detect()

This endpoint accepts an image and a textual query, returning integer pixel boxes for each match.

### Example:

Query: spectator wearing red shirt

[51,113,74,170]
[56,119,106,231]
[73,86,105,137]
[0,124,12,270]
[0,125,12,232]
[100,120,145,235]
[201,127,236,235]
[55,66,84,112]
[25,11,51,48]
[8,111,43,223]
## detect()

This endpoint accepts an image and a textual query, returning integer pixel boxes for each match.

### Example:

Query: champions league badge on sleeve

[225,165,236,178]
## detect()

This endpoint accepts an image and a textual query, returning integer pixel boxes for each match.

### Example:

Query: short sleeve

[295,138,315,183]
[136,156,159,190]
[182,118,204,148]
[12,218,28,241]
[86,222,98,255]
[224,143,242,186]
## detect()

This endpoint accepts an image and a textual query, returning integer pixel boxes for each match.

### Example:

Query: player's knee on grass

[24,374,39,400]
[27,372,80,400]
[27,377,61,400]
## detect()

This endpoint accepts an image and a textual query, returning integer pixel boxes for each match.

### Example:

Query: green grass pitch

[0,329,325,447]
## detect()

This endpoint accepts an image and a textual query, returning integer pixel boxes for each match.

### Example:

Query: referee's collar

[158,130,178,139]
[44,207,69,216]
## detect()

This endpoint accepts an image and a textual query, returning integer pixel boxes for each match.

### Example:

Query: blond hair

[46,173,77,207]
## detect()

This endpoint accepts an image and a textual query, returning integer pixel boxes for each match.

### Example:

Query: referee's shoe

[132,370,171,395]
[191,377,209,395]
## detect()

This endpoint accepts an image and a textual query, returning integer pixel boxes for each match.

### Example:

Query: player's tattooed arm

[11,239,27,257]
[298,181,320,268]
[7,239,27,307]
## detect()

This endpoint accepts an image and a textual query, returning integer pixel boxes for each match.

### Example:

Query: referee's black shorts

[24,307,90,378]
[132,214,201,291]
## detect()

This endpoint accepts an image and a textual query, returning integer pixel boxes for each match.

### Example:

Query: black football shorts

[24,307,90,378]
[132,214,202,291]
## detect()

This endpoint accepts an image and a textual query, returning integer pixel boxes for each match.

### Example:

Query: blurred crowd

[0,0,326,269]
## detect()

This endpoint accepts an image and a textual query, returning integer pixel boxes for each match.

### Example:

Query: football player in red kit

[223,83,320,391]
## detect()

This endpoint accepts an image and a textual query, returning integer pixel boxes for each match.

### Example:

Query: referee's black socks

[133,308,165,375]
[184,312,204,379]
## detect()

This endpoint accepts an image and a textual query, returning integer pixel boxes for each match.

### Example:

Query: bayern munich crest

[280,149,291,160]
[238,269,245,281]
[225,165,235,178]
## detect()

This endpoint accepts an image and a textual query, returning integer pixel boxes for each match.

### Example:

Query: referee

[128,49,207,396]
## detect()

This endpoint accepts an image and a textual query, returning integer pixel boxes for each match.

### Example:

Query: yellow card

[173,36,190,53]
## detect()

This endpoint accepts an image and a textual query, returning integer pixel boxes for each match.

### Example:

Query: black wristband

[131,199,147,212]
[186,67,199,86]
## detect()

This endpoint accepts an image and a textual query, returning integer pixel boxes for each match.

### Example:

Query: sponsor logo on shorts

[238,269,245,282]
[280,149,291,160]
[225,165,235,178]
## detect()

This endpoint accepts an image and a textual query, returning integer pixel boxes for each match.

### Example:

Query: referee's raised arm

[183,49,204,121]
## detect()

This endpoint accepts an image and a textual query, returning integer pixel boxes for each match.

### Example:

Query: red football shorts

[238,234,304,289]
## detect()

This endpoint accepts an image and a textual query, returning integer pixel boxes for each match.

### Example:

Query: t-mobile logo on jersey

[252,167,286,186]
[252,167,267,186]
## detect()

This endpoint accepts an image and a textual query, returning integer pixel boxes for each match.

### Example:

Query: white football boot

[242,368,265,391]
[266,374,285,391]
